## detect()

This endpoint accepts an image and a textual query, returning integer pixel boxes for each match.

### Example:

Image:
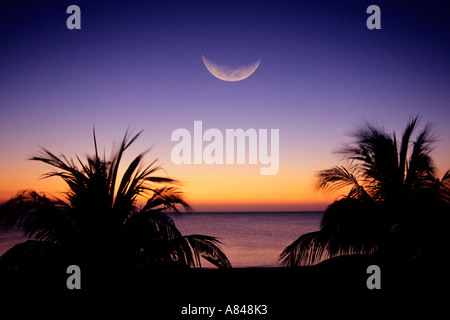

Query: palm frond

[315,165,361,192]
[434,170,450,203]
[285,118,448,266]
[116,151,149,199]
[0,190,75,244]
[315,165,372,201]
[179,234,231,269]
[108,130,143,203]
[405,123,437,192]
[1,128,229,271]
[279,231,327,266]
[143,187,191,213]
[398,116,418,182]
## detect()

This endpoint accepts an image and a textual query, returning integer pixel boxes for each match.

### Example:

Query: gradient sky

[1,0,449,211]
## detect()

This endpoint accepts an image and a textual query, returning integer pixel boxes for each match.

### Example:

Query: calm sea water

[172,212,323,267]
[0,212,323,268]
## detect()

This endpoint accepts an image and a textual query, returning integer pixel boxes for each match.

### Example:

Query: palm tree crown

[0,130,231,270]
[280,117,449,266]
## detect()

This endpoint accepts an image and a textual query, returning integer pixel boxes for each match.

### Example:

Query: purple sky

[1,0,449,210]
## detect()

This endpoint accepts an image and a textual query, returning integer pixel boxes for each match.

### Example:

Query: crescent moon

[202,55,261,82]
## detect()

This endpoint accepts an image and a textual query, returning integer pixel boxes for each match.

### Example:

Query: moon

[202,55,261,82]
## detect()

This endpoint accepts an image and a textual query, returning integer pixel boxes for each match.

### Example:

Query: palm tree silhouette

[280,117,450,266]
[0,130,231,271]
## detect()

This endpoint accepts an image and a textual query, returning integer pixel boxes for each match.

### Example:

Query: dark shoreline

[1,254,440,317]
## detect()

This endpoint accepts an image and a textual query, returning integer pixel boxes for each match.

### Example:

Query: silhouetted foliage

[281,116,450,266]
[0,130,231,271]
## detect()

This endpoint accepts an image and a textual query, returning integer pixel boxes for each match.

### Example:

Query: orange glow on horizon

[1,145,448,211]
[0,159,338,211]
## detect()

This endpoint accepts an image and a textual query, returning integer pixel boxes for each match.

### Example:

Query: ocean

[172,211,323,267]
[0,212,323,268]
